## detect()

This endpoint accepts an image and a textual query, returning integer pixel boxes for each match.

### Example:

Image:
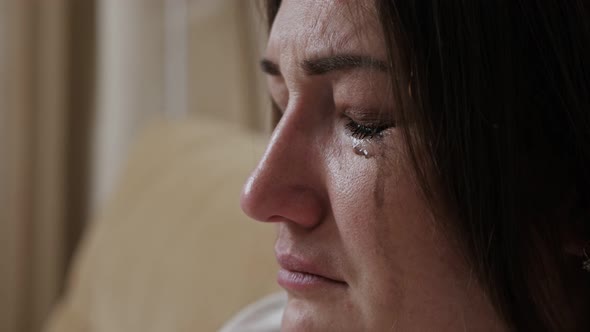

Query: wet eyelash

[345,120,389,140]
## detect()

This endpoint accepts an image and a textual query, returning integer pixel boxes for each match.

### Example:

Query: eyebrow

[260,54,389,76]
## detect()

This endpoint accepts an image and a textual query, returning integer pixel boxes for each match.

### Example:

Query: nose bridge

[257,93,327,183]
[263,106,312,172]
[241,101,327,228]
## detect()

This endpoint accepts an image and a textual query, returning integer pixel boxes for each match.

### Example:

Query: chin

[281,297,358,332]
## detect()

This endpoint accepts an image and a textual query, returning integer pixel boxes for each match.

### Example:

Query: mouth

[276,253,348,293]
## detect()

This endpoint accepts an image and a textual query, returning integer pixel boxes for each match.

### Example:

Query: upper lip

[275,251,346,284]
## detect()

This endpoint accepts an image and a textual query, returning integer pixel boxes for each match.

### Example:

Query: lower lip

[277,268,346,292]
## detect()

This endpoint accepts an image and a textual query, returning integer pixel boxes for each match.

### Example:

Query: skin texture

[240,1,507,331]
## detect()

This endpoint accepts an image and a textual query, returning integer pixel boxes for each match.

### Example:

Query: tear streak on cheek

[373,144,395,210]
[374,164,385,209]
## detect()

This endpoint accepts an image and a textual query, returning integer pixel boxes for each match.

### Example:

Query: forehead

[267,0,384,61]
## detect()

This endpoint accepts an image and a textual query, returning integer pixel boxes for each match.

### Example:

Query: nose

[240,106,327,229]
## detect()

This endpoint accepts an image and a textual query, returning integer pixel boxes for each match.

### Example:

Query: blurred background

[0,1,272,331]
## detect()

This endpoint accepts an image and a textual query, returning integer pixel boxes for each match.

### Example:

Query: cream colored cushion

[44,116,279,332]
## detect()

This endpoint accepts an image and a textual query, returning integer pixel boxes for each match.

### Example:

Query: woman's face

[241,0,504,330]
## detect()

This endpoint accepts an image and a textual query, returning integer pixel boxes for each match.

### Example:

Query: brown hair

[264,1,590,330]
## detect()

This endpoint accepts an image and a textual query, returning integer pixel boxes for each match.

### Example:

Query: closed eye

[345,120,390,140]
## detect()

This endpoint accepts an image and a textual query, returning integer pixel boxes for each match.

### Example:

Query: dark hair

[264,1,590,330]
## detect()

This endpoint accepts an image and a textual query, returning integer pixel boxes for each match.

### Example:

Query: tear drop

[353,140,373,159]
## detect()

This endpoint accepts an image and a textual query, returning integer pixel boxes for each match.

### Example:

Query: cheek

[326,137,437,308]
[329,132,420,259]
[327,132,415,251]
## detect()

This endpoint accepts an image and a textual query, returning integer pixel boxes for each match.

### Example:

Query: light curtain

[0,1,95,332]
[0,1,266,331]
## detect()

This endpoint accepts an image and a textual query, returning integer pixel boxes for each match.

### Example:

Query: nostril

[267,215,292,223]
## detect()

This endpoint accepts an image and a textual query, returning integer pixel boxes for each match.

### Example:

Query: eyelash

[345,120,390,140]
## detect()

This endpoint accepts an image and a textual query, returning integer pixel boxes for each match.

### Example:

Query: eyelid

[343,107,396,140]
[261,59,281,76]
[343,107,396,127]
